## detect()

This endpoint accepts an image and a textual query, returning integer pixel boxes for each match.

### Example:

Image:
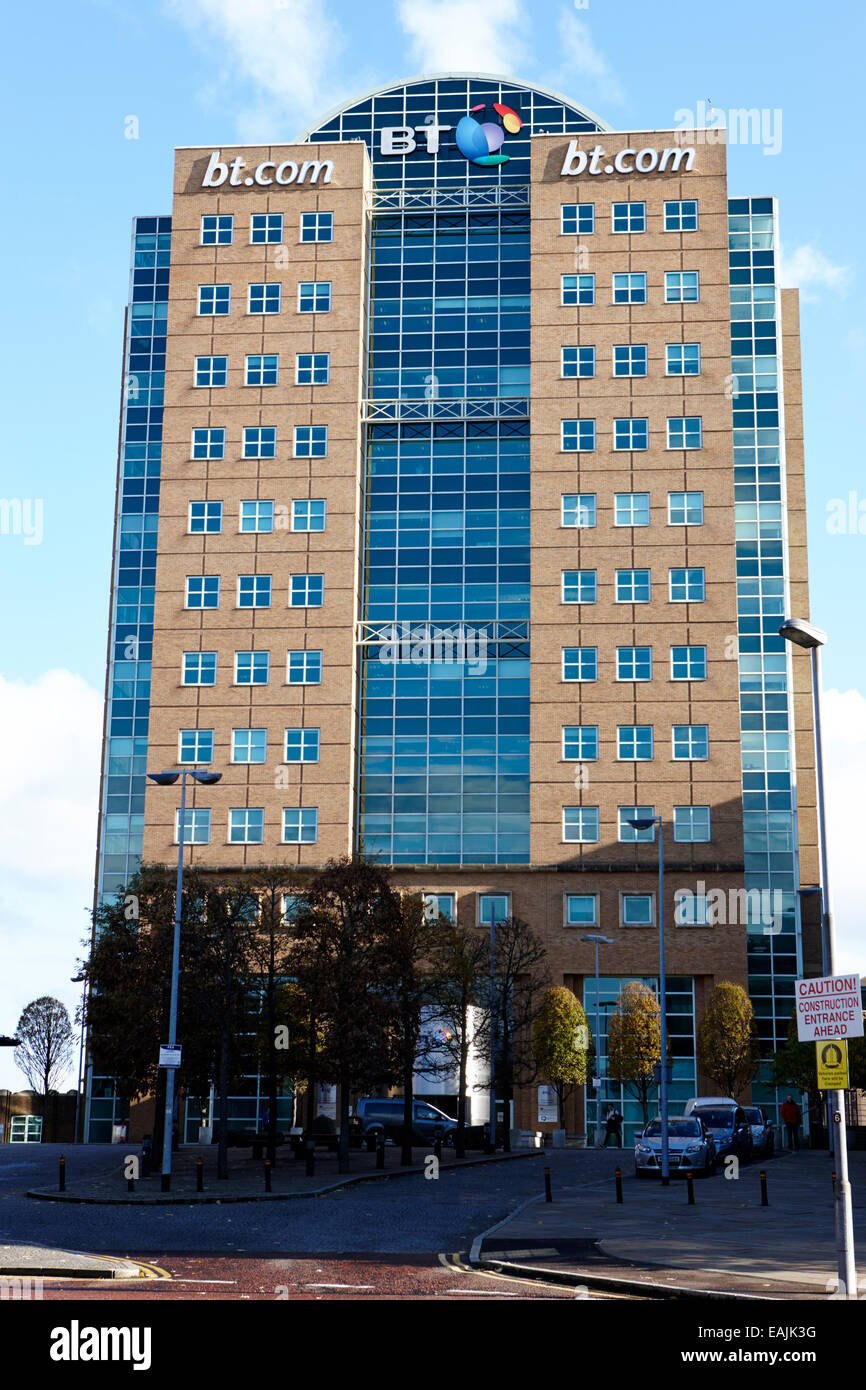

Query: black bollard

[544,1166,552,1202]
[615,1166,623,1204]
[832,1169,837,1195]
[161,1173,170,1193]
[127,1172,135,1193]
[141,1137,152,1178]
[196,1157,204,1193]
[305,1139,315,1177]
[760,1170,768,1206]
[264,1159,272,1192]
[434,1126,443,1160]
[376,1135,385,1170]
[59,1156,66,1193]
[686,1170,695,1205]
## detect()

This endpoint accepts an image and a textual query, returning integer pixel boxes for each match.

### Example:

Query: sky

[1,0,863,1090]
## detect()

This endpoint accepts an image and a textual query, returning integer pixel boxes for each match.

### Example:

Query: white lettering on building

[380,125,452,156]
[560,141,696,176]
[201,151,334,188]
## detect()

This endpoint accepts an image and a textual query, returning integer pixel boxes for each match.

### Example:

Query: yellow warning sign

[816,1039,849,1090]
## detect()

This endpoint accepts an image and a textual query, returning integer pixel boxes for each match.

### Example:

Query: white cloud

[819,687,866,977]
[0,670,103,1091]
[395,0,530,76]
[778,243,851,301]
[553,9,624,107]
[164,0,347,140]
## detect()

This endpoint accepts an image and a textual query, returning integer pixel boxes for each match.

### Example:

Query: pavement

[471,1148,866,1299]
[0,1244,154,1280]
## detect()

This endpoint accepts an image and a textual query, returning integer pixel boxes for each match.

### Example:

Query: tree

[14,997,74,1140]
[380,890,441,1165]
[481,917,550,1149]
[607,982,661,1126]
[426,922,490,1158]
[697,982,760,1098]
[532,987,592,1127]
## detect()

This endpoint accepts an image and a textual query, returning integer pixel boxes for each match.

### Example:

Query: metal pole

[161,770,187,1191]
[488,914,496,1151]
[811,645,857,1297]
[594,941,601,1145]
[658,817,670,1186]
[73,980,86,1143]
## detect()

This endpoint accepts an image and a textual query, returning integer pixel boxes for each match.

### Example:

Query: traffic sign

[159,1044,182,1068]
[795,973,864,1041]
[816,1039,849,1091]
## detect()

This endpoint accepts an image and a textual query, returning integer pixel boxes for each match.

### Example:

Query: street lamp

[71,973,88,1144]
[580,934,613,1145]
[627,814,670,1185]
[147,767,222,1191]
[779,617,857,1297]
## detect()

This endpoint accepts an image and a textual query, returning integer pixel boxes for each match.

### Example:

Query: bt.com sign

[559,141,696,175]
[200,151,334,187]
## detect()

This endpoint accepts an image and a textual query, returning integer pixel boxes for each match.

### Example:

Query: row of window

[561,568,707,604]
[201,211,334,245]
[179,727,320,763]
[198,282,331,315]
[415,887,708,929]
[562,343,701,377]
[195,353,330,387]
[562,271,700,305]
[561,805,709,844]
[560,725,711,761]
[184,574,325,608]
[182,650,321,685]
[562,492,703,527]
[177,806,318,844]
[560,200,698,236]
[561,417,704,451]
[191,426,328,459]
[188,500,326,533]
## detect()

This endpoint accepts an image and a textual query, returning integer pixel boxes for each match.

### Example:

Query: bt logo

[455,103,523,165]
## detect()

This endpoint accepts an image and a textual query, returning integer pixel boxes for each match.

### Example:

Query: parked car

[687,1103,752,1164]
[350,1097,459,1148]
[634,1116,717,1178]
[744,1105,775,1159]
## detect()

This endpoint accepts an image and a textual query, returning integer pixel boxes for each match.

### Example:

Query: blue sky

[1,0,863,1086]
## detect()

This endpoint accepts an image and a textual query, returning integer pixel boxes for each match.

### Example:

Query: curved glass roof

[301,72,608,188]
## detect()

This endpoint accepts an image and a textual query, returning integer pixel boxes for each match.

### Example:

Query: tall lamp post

[779,616,857,1297]
[71,973,88,1143]
[580,934,613,1145]
[628,814,670,1185]
[147,767,221,1191]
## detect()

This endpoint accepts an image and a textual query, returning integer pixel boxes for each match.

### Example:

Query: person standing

[604,1104,623,1147]
[780,1095,801,1151]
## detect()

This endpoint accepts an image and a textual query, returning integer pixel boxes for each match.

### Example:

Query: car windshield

[644,1120,701,1138]
[694,1108,734,1130]
[745,1109,764,1124]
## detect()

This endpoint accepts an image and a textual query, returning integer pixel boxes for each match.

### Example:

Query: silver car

[634,1116,717,1178]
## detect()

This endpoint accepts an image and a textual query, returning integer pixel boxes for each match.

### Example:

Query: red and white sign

[795,974,864,1041]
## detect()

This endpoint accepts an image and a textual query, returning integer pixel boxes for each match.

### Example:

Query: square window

[622,894,654,926]
[287,650,322,683]
[229,807,265,843]
[612,201,646,233]
[562,647,597,681]
[300,211,334,242]
[619,807,655,843]
[292,499,326,531]
[195,355,228,387]
[232,729,268,764]
[617,725,654,760]
[238,574,272,608]
[283,807,318,843]
[672,724,709,760]
[665,271,700,302]
[243,426,277,458]
[612,272,646,304]
[614,493,650,526]
[562,726,599,760]
[667,417,703,449]
[561,494,596,528]
[561,204,595,235]
[562,419,596,451]
[673,805,711,842]
[613,418,648,451]
[185,575,220,609]
[251,213,283,243]
[235,651,270,685]
[285,728,320,762]
[478,894,510,924]
[294,425,328,458]
[561,273,595,305]
[201,214,233,245]
[613,344,647,376]
[290,574,324,607]
[563,806,599,842]
[668,491,704,525]
[561,345,595,378]
[666,343,701,376]
[178,728,214,763]
[176,807,210,845]
[188,501,223,534]
[248,283,282,314]
[669,567,705,602]
[240,500,275,533]
[192,427,225,460]
[671,646,707,680]
[298,281,331,312]
[664,200,698,232]
[562,570,597,604]
[616,646,652,681]
[615,569,651,603]
[197,284,231,315]
[423,893,455,922]
[296,352,330,384]
[565,894,597,926]
[182,651,217,685]
[245,354,279,386]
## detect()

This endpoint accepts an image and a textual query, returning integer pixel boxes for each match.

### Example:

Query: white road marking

[305,1283,376,1291]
